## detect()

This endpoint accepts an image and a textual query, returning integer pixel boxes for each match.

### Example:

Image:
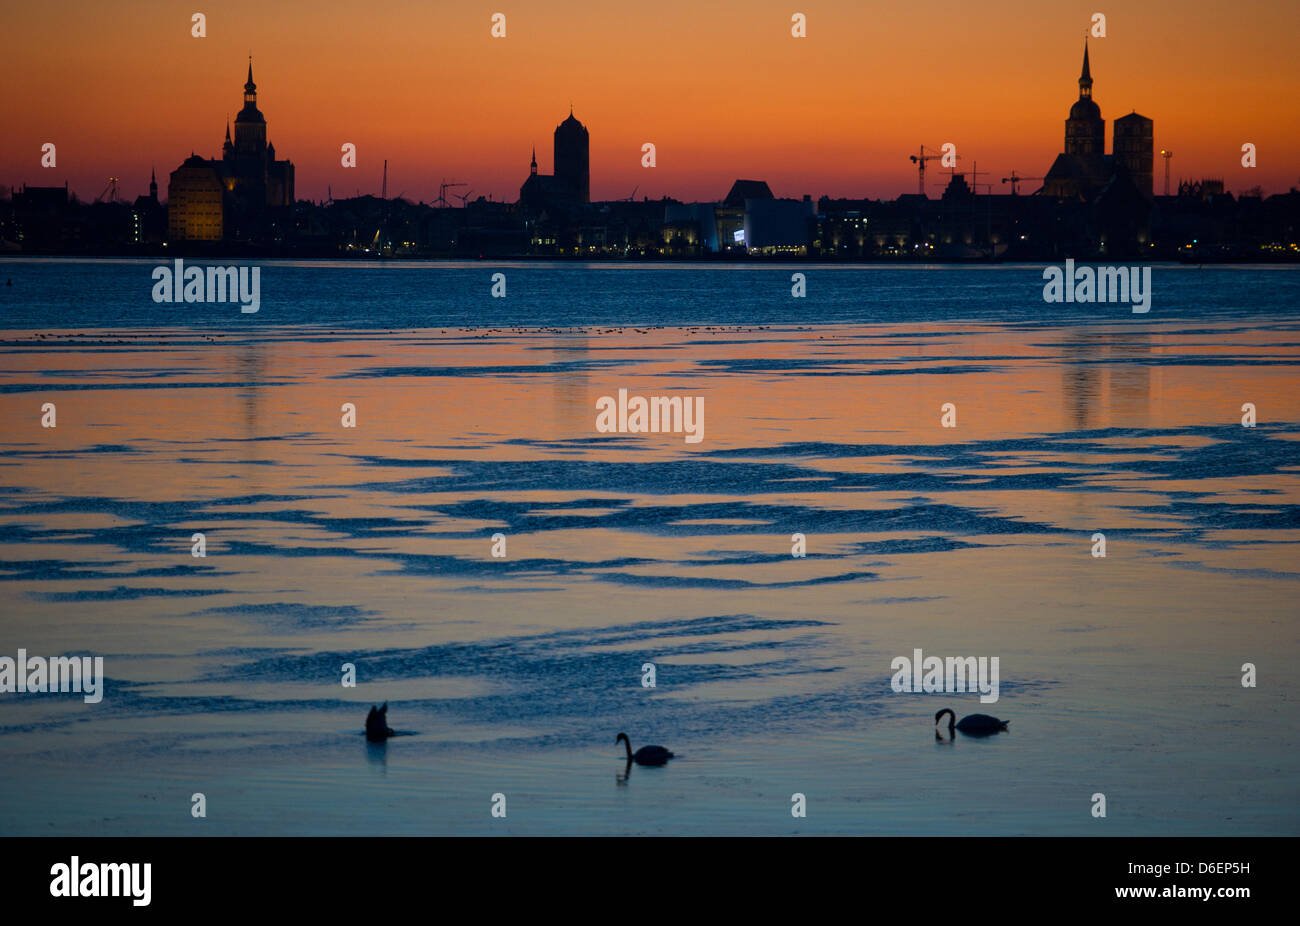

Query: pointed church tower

[1080,40,1094,99]
[149,166,158,201]
[233,56,267,158]
[530,146,538,176]
[1064,40,1105,160]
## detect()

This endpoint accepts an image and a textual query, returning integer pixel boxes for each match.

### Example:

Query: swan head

[615,732,629,746]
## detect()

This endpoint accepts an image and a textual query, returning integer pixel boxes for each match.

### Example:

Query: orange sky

[3,0,1298,204]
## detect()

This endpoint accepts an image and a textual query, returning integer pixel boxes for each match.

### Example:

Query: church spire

[530,146,537,176]
[243,56,257,108]
[233,58,267,155]
[1079,39,1093,98]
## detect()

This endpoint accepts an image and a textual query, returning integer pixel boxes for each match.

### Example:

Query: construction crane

[1002,170,1045,195]
[435,179,467,208]
[1160,149,1174,196]
[909,145,961,196]
[94,177,119,204]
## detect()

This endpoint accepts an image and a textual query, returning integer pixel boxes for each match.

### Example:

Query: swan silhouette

[365,703,396,742]
[616,732,674,766]
[935,708,1009,737]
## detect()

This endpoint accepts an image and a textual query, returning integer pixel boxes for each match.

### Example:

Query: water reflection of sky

[1,308,1297,834]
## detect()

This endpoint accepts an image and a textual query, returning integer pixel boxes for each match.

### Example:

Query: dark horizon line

[6,176,1287,209]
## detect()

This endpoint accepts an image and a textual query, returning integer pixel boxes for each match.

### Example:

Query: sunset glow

[4,0,1298,203]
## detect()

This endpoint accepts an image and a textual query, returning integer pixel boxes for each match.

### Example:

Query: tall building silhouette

[1043,42,1153,204]
[1113,111,1154,198]
[553,108,590,204]
[1064,42,1105,161]
[520,108,590,211]
[167,59,295,242]
[234,62,267,157]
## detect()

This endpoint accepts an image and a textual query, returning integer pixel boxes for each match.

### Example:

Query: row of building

[3,49,1297,260]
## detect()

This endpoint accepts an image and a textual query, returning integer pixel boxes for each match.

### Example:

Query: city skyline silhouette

[3,0,1297,204]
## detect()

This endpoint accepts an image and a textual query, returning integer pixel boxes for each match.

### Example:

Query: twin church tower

[1043,41,1154,199]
